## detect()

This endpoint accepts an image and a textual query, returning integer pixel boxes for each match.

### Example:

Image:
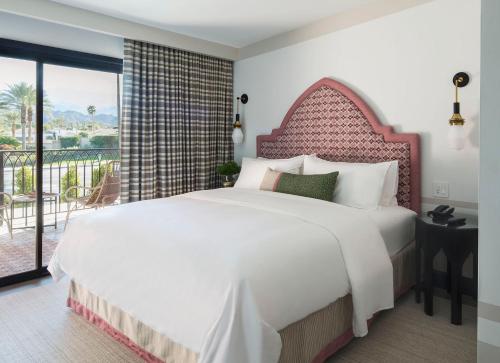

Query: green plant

[90,135,119,148]
[60,166,80,201]
[91,163,110,187]
[15,166,35,194]
[60,136,80,149]
[216,161,241,176]
[79,131,89,138]
[0,135,20,149]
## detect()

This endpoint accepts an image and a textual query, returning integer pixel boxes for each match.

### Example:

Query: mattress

[366,206,416,256]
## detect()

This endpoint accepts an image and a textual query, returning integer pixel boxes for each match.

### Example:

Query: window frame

[0,38,123,287]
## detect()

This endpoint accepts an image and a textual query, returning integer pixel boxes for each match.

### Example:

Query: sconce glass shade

[448,123,466,150]
[232,126,244,144]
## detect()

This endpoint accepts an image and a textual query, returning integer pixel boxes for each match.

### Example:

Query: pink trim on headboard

[257,77,421,213]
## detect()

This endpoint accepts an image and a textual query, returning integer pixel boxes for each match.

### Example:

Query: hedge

[60,136,80,149]
[90,135,119,148]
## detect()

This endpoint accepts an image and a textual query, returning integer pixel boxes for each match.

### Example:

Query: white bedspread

[49,188,393,363]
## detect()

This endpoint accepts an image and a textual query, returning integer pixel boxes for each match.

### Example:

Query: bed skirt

[68,241,415,363]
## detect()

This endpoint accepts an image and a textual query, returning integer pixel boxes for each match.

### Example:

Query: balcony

[0,148,119,278]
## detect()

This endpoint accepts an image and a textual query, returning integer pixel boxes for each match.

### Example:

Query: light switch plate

[432,181,449,198]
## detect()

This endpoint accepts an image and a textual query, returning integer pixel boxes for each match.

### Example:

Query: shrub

[90,135,119,148]
[60,136,80,149]
[91,164,109,187]
[0,135,20,149]
[216,161,241,176]
[60,166,79,201]
[15,166,35,194]
[79,131,89,138]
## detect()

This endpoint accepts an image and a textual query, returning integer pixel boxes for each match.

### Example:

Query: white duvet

[49,188,393,363]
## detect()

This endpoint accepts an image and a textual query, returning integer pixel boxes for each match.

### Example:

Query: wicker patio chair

[64,161,120,230]
[0,192,13,239]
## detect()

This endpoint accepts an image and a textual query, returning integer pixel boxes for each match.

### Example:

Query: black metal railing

[0,148,119,221]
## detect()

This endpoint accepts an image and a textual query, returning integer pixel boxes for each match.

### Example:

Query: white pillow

[234,156,305,189]
[380,160,399,206]
[259,154,315,174]
[303,155,391,209]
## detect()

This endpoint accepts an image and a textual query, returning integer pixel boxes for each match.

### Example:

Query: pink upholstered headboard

[257,77,421,214]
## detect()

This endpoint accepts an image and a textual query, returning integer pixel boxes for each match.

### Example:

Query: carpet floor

[0,279,476,363]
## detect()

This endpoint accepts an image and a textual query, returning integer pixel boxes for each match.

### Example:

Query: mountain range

[44,110,118,126]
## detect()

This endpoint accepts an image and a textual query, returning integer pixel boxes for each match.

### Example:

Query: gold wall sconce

[448,72,469,150]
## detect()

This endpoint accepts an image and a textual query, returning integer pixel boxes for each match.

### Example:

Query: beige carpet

[0,279,476,363]
[0,279,142,363]
[327,294,477,363]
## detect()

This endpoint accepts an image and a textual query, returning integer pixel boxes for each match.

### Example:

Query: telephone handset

[427,205,455,223]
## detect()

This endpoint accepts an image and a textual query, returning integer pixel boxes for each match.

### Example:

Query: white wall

[478,0,500,361]
[0,11,123,58]
[234,0,480,209]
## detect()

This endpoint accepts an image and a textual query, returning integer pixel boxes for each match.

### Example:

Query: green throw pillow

[273,171,338,201]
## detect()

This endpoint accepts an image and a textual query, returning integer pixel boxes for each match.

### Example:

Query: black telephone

[427,205,467,226]
[427,205,455,223]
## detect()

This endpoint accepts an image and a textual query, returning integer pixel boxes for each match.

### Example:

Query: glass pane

[42,64,120,266]
[0,56,37,277]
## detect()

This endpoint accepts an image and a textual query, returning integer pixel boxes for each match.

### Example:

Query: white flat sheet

[49,189,393,363]
[366,206,416,256]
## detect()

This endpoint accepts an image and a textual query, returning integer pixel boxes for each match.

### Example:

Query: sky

[0,56,118,115]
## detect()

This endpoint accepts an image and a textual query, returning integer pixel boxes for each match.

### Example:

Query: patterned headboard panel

[257,78,421,213]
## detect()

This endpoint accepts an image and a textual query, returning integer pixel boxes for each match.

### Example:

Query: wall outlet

[432,181,449,198]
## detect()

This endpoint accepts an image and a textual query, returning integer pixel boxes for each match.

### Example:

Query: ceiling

[49,0,377,48]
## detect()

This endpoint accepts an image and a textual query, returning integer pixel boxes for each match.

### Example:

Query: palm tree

[2,112,18,138]
[25,86,36,145]
[25,86,52,146]
[0,82,29,148]
[0,83,52,149]
[0,101,11,135]
[87,105,96,132]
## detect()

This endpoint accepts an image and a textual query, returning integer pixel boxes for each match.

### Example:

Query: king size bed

[49,77,421,363]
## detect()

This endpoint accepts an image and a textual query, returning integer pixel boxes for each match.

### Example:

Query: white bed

[49,77,421,363]
[49,188,409,363]
[366,206,416,256]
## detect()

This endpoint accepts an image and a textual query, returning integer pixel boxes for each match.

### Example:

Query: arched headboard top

[256,77,421,213]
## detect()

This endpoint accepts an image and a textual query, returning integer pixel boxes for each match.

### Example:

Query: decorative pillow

[234,156,305,189]
[260,168,338,202]
[303,155,390,209]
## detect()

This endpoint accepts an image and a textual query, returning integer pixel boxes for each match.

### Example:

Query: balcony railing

[0,148,120,221]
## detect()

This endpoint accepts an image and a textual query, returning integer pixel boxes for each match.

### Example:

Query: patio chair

[64,161,120,230]
[0,192,13,239]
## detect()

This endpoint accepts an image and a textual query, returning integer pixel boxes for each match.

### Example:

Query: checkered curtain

[121,39,233,202]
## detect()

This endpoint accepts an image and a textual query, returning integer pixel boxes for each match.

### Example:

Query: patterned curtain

[121,39,233,202]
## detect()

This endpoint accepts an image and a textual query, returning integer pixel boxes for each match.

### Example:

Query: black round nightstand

[415,214,478,325]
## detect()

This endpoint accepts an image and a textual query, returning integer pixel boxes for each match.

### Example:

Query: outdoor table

[10,192,59,231]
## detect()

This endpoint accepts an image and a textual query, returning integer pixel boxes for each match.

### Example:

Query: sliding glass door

[41,64,120,267]
[0,56,38,280]
[0,38,122,287]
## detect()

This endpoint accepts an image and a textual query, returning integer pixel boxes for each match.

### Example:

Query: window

[0,38,122,287]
